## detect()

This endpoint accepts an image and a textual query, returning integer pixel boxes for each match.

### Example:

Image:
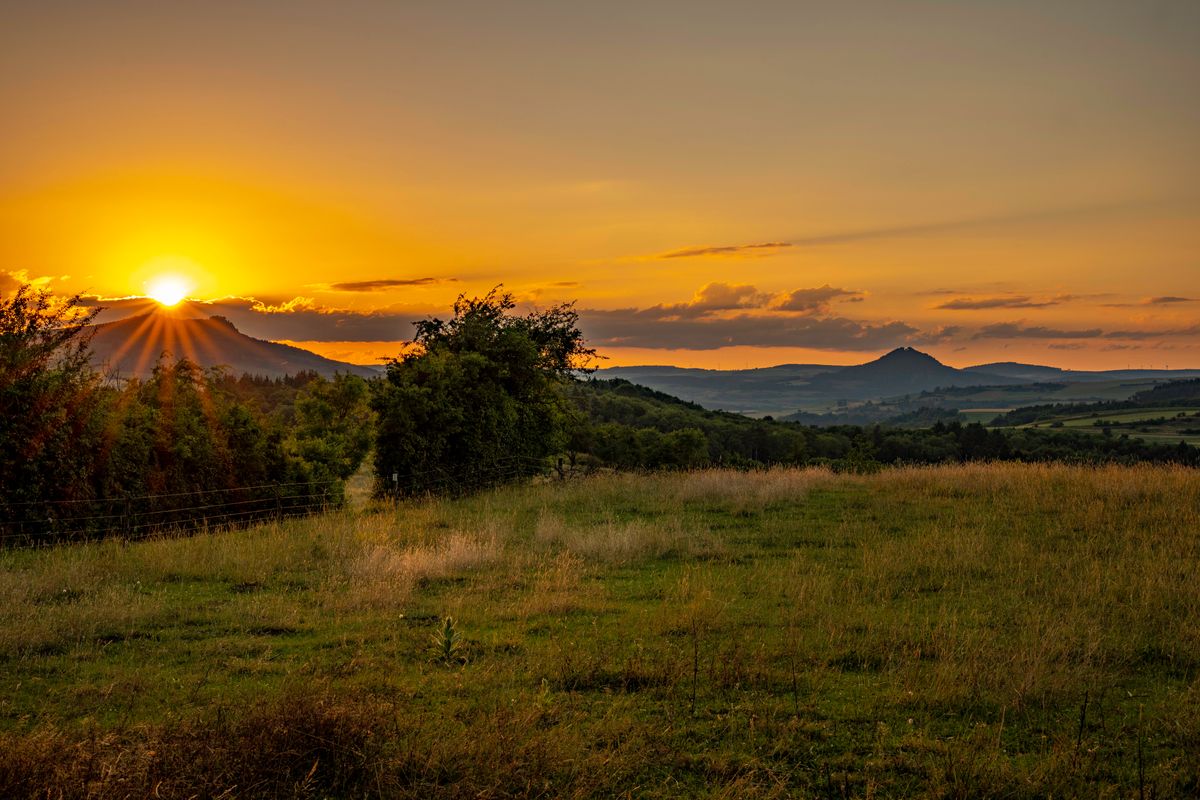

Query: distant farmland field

[2,464,1197,798]
[1019,407,1200,445]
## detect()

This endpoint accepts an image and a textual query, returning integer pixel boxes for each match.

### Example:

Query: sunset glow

[2,2,1198,369]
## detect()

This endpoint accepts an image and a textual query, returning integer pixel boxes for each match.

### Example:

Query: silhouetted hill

[801,347,1021,399]
[88,311,378,379]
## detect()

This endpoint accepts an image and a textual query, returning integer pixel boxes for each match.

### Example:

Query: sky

[2,0,1199,370]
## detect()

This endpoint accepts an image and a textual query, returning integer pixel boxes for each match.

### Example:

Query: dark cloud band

[658,242,793,259]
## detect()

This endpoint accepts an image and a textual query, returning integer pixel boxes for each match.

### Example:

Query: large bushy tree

[371,289,594,496]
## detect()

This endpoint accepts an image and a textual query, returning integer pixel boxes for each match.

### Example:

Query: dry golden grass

[534,508,726,563]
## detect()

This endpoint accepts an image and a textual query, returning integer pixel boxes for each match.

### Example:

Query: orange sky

[3,1,1199,370]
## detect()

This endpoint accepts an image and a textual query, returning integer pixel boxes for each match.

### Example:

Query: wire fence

[0,480,341,548]
[375,454,564,498]
[0,455,567,549]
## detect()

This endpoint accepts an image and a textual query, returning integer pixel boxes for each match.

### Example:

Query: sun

[145,275,191,307]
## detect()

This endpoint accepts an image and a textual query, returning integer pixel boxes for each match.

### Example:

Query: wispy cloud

[1102,295,1199,308]
[324,277,453,292]
[783,196,1197,247]
[657,242,793,259]
[1107,324,1200,340]
[935,294,1073,310]
[972,323,1103,340]
[651,197,1199,262]
[962,319,1200,343]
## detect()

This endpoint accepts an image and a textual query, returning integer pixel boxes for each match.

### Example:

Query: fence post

[123,497,133,540]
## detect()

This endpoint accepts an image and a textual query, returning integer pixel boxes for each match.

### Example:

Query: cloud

[579,309,917,351]
[935,294,1072,310]
[324,277,452,292]
[636,282,864,320]
[781,196,1199,248]
[966,319,1200,343]
[909,325,964,345]
[1102,295,1199,308]
[649,197,1200,263]
[1107,324,1200,340]
[772,285,864,313]
[972,323,1104,340]
[250,296,322,313]
[198,297,424,342]
[571,282,896,349]
[1,269,55,294]
[636,282,771,319]
[657,242,793,259]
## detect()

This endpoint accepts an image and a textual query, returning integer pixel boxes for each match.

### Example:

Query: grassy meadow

[1,464,1198,798]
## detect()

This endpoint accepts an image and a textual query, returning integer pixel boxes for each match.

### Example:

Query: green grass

[2,464,1198,798]
[958,409,1007,424]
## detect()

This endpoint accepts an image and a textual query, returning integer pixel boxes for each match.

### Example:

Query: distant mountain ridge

[599,348,1200,416]
[86,313,1200,412]
[87,311,379,379]
[963,361,1200,383]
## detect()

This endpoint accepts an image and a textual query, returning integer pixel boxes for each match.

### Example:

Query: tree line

[566,378,1199,471]
[1,285,372,544]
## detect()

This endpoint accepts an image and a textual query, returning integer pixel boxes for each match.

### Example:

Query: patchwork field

[1,464,1198,798]
[1018,407,1200,445]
